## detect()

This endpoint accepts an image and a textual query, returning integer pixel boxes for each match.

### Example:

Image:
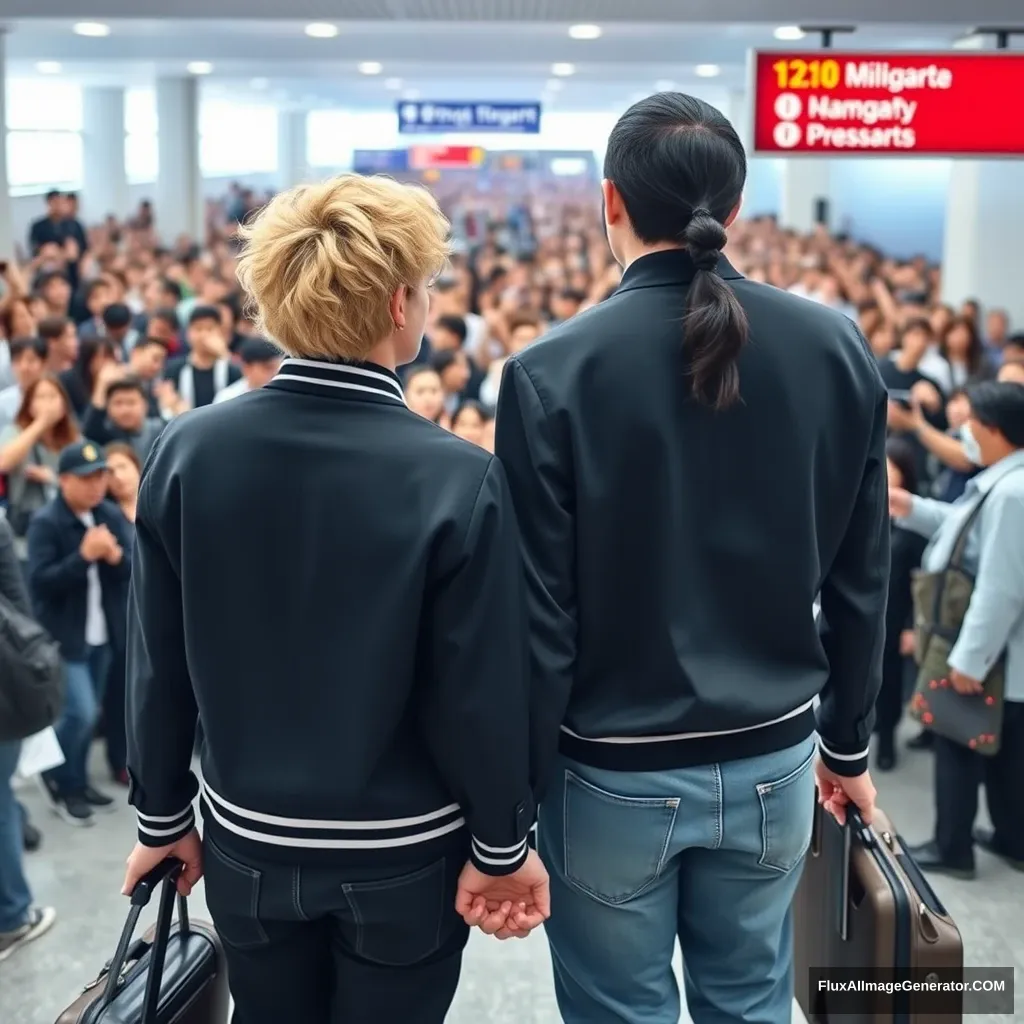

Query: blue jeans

[539,735,816,1024]
[0,741,32,932]
[45,647,105,796]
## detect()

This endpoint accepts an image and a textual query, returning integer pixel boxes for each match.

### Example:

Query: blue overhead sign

[397,101,542,134]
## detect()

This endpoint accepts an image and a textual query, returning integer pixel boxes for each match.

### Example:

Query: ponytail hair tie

[690,207,713,221]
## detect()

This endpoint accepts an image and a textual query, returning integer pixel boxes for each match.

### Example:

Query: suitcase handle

[846,807,876,848]
[99,857,191,1020]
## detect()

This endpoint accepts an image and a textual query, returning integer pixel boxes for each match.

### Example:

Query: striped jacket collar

[268,357,406,406]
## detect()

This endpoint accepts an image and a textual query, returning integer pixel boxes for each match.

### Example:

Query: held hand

[888,486,912,519]
[887,401,914,432]
[899,629,917,657]
[123,828,203,898]
[910,379,942,413]
[24,464,56,486]
[949,668,984,695]
[814,758,877,827]
[79,526,111,562]
[455,848,550,939]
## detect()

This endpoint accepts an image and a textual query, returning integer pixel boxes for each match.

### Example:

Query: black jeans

[934,699,1024,867]
[202,832,470,1024]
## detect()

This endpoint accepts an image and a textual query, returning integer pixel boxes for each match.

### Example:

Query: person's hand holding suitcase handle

[96,858,191,1023]
[814,757,877,826]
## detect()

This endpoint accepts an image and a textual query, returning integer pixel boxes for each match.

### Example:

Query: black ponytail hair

[604,92,748,410]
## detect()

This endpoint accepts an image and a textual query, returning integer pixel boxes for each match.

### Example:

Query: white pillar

[940,34,1024,326]
[779,159,831,233]
[82,86,129,223]
[0,32,13,259]
[942,159,1024,327]
[156,77,203,242]
[277,110,308,190]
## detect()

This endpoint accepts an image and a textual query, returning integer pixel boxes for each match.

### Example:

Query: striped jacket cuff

[136,804,196,848]
[818,739,870,778]
[470,835,530,876]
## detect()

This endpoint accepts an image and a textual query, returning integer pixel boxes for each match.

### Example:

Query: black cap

[239,338,281,365]
[102,303,132,329]
[58,440,108,477]
[189,304,222,326]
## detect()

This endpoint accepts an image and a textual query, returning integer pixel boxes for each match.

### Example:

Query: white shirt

[212,377,250,404]
[0,384,22,432]
[78,511,108,647]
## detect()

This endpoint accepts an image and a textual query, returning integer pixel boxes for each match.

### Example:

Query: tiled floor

[4,731,1021,1023]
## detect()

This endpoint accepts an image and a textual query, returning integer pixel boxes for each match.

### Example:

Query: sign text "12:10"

[773,58,842,89]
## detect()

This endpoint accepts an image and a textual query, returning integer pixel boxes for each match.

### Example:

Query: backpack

[0,591,64,742]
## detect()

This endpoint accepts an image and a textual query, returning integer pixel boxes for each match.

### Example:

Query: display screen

[751,51,1024,156]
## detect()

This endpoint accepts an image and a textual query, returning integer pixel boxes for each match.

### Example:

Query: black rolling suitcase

[55,858,230,1024]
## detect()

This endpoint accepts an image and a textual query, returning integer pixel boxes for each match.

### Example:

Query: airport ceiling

[2,6,1021,110]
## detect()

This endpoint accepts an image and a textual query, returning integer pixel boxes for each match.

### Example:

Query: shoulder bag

[908,472,1021,755]
[0,590,64,742]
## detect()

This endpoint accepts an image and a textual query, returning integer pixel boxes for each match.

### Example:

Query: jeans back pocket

[756,742,817,874]
[203,835,270,950]
[342,858,448,967]
[563,769,678,907]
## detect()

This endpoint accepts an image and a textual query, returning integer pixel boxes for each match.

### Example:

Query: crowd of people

[0,161,1022,992]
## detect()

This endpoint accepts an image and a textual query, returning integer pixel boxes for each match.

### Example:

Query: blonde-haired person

[119,175,547,1024]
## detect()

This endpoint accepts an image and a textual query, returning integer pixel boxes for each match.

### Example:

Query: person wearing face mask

[890,382,1024,879]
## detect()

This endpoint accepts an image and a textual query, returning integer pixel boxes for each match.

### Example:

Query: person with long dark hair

[496,92,889,1022]
[59,336,118,421]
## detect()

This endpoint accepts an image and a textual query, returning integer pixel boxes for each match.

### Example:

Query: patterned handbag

[908,490,1005,755]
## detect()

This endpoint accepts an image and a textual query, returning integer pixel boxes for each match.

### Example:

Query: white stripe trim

[472,846,528,867]
[472,836,528,855]
[561,697,816,745]
[818,740,870,761]
[137,806,194,824]
[280,358,405,399]
[202,795,466,849]
[202,781,459,832]
[138,815,195,839]
[274,374,406,404]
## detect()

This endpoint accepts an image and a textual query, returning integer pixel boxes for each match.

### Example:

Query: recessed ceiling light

[358,61,383,75]
[384,77,403,90]
[305,22,339,39]
[36,61,62,74]
[187,61,214,75]
[774,26,806,41]
[250,77,269,89]
[73,21,110,37]
[551,62,575,77]
[655,79,675,91]
[568,24,602,40]
[695,64,721,77]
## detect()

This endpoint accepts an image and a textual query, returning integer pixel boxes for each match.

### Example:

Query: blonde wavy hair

[235,175,450,361]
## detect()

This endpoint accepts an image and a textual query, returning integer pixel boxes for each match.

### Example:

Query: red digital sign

[408,145,486,169]
[751,51,1024,157]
